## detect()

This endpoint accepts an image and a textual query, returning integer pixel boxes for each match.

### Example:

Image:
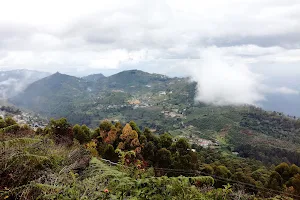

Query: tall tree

[160,133,173,149]
[156,148,172,168]
[175,138,190,156]
[73,124,89,144]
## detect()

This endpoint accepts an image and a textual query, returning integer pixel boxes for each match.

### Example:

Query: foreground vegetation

[1,116,300,199]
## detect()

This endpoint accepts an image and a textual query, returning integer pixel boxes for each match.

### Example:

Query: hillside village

[0,105,46,130]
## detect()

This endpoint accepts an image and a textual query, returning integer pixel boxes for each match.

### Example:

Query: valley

[5,69,300,167]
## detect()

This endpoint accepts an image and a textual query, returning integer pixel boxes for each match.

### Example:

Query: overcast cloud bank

[0,0,300,106]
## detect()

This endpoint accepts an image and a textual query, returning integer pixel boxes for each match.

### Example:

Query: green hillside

[10,70,300,168]
[11,72,93,121]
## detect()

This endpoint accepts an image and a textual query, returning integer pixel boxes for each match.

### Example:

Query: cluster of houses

[94,89,187,118]
[126,97,152,109]
[191,138,216,148]
[13,113,47,130]
[186,133,220,149]
[0,109,46,130]
[161,110,184,119]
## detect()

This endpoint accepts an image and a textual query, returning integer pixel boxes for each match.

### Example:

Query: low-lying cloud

[0,70,50,99]
[186,47,300,106]
[187,47,265,105]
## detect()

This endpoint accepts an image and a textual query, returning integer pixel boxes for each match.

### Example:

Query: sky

[1,0,300,106]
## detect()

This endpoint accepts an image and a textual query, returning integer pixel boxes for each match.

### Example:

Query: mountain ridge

[82,73,106,82]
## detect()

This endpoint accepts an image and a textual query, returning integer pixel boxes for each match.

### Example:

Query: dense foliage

[1,117,300,199]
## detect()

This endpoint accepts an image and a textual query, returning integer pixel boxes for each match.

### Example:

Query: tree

[144,128,160,146]
[215,165,231,179]
[81,125,91,139]
[115,121,123,130]
[5,116,16,126]
[202,164,214,175]
[142,141,156,164]
[156,148,172,168]
[139,134,147,145]
[289,164,300,177]
[175,138,190,155]
[120,124,139,150]
[73,124,89,144]
[129,121,141,135]
[99,120,112,132]
[275,162,290,182]
[232,172,256,185]
[173,152,193,170]
[267,171,284,191]
[289,174,300,194]
[49,118,70,136]
[160,133,173,149]
[117,142,125,150]
[130,138,140,148]
[103,144,118,162]
[104,126,118,144]
[2,124,20,133]
[49,118,72,144]
[0,119,6,128]
[92,128,100,138]
[251,168,270,185]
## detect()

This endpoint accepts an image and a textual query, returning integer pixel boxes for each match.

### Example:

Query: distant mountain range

[10,70,183,125]
[3,68,300,117]
[0,69,51,99]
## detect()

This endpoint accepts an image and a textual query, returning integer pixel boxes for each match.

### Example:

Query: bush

[2,124,20,133]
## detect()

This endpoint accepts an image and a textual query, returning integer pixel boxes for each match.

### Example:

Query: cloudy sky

[1,0,300,107]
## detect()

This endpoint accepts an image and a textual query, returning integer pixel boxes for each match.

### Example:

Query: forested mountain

[0,69,50,99]
[11,72,92,120]
[9,69,300,169]
[10,70,185,126]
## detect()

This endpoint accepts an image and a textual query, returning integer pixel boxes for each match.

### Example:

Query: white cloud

[0,0,300,105]
[186,47,265,105]
[272,87,299,95]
